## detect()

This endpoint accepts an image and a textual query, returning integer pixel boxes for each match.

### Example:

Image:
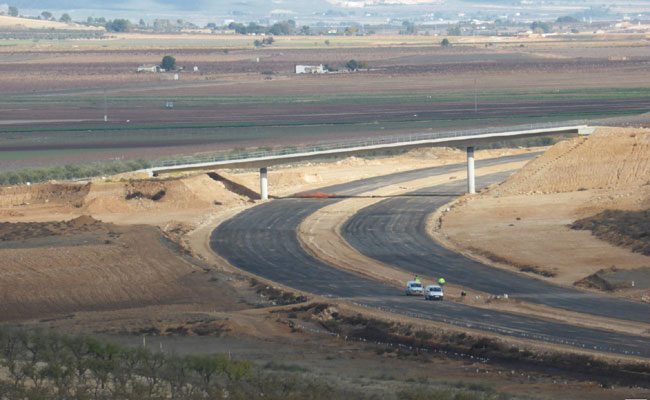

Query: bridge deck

[149,124,589,176]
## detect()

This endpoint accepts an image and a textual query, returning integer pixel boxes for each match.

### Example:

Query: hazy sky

[4,0,648,24]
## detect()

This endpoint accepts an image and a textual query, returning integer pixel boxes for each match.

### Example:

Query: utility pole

[103,89,108,122]
[474,78,478,113]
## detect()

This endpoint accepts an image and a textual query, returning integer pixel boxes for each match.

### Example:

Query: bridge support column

[260,167,269,201]
[467,146,475,194]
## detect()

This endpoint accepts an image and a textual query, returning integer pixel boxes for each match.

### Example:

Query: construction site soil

[0,216,254,321]
[440,127,650,301]
[1,142,649,398]
[1,33,650,396]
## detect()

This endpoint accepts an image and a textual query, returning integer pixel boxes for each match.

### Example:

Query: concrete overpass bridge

[149,123,593,200]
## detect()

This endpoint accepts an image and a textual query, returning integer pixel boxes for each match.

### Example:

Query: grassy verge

[3,87,649,109]
[0,159,151,185]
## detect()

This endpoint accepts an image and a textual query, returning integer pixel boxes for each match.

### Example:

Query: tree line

[0,328,340,400]
[0,327,514,399]
[1,5,72,24]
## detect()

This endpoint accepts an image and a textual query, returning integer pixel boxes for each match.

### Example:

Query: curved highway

[211,153,650,357]
[342,178,650,324]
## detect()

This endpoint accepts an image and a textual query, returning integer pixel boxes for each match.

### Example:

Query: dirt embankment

[2,144,650,398]
[492,127,650,196]
[438,127,650,301]
[0,216,251,321]
[0,173,254,225]
[0,146,520,224]
[0,148,475,321]
[0,147,538,324]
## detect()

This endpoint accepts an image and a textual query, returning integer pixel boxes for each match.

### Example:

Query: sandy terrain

[0,173,252,225]
[4,141,648,332]
[0,146,523,222]
[438,127,650,301]
[0,146,559,323]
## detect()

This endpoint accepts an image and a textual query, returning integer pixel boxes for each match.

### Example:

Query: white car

[405,281,424,296]
[424,285,444,301]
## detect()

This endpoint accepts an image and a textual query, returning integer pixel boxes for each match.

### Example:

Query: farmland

[0,33,649,171]
[2,30,650,398]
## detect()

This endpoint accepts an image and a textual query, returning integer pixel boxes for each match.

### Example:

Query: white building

[295,64,326,74]
[137,65,162,73]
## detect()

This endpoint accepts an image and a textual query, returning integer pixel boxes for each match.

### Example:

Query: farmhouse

[137,65,163,73]
[295,64,326,74]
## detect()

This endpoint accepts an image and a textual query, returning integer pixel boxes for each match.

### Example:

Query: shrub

[161,55,176,71]
[0,159,152,186]
[106,19,132,32]
[0,328,343,399]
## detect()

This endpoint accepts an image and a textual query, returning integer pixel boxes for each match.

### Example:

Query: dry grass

[289,303,650,388]
[571,209,650,256]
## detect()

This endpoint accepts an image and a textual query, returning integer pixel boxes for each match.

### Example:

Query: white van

[405,281,424,296]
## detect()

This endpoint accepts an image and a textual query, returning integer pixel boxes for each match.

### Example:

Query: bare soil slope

[0,216,248,321]
[0,173,253,225]
[439,127,650,301]
[493,127,650,195]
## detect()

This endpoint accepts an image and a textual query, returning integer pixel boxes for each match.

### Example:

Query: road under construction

[209,153,650,357]
[150,123,592,199]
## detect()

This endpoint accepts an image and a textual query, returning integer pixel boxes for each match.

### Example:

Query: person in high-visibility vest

[438,277,446,286]
[414,275,421,284]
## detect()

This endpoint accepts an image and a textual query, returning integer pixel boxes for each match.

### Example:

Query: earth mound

[493,127,650,196]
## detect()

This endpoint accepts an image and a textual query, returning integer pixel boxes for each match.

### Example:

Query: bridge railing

[151,120,586,168]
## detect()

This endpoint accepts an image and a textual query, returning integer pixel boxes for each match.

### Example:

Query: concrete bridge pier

[260,167,269,201]
[467,146,475,194]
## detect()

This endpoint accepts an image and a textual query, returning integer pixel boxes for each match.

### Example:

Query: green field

[3,87,649,109]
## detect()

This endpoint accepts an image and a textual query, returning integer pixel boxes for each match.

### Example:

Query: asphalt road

[341,175,650,324]
[211,153,650,357]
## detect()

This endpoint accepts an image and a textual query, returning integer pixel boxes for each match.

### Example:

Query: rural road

[211,154,650,357]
